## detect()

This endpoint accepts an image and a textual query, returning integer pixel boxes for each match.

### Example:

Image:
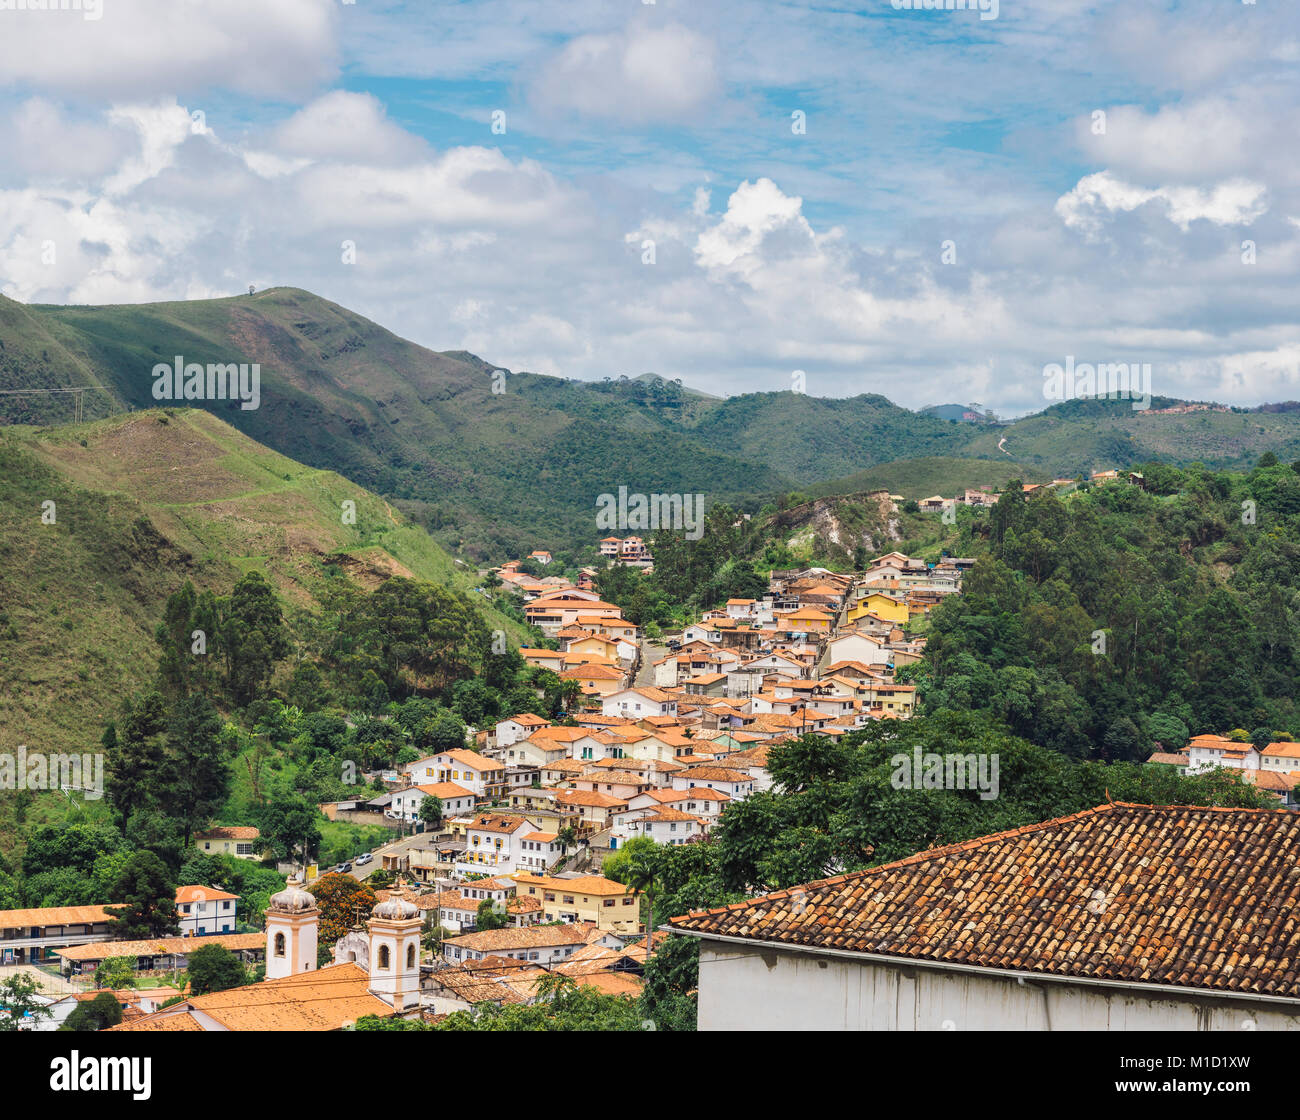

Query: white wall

[694,942,1300,1032]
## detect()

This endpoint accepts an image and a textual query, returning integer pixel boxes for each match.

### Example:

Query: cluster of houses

[1149,733,1300,808]
[916,474,1142,514]
[374,551,965,908]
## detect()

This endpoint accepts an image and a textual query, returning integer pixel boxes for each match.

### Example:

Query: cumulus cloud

[1056,171,1269,236]
[268,92,428,166]
[529,21,719,124]
[0,0,338,99]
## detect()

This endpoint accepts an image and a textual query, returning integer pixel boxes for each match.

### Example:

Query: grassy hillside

[0,408,526,761]
[13,289,788,559]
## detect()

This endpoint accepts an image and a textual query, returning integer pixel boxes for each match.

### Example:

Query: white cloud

[529,21,719,124]
[268,92,427,165]
[0,0,338,99]
[1056,171,1268,235]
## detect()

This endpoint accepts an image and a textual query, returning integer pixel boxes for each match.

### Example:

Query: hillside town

[0,549,963,1029]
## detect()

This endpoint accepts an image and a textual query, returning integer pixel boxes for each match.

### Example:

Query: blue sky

[0,0,1297,415]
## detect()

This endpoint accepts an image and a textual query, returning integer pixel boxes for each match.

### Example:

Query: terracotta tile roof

[107,1011,206,1032]
[542,759,588,774]
[672,803,1300,999]
[504,713,551,727]
[443,923,594,953]
[678,766,751,782]
[57,933,265,962]
[573,970,644,996]
[193,826,261,841]
[632,808,705,824]
[528,726,589,743]
[438,749,505,772]
[593,757,684,772]
[466,813,532,835]
[414,782,476,799]
[1262,741,1300,759]
[513,873,629,896]
[1146,752,1190,766]
[111,963,393,1031]
[1243,769,1300,792]
[561,663,624,680]
[430,967,529,1005]
[0,904,112,930]
[555,789,628,809]
[175,885,239,904]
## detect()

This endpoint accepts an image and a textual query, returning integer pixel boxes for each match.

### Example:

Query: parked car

[355,853,373,865]
[339,862,353,873]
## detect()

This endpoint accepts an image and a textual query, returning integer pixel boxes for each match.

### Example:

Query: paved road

[636,638,670,686]
[313,829,426,884]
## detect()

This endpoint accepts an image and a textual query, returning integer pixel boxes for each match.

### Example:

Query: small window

[274,932,286,957]
[378,944,391,970]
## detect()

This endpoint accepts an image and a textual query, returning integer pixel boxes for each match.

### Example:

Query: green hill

[6,289,1300,559]
[0,408,526,760]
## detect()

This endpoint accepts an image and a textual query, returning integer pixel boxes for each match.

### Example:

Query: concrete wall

[695,941,1300,1031]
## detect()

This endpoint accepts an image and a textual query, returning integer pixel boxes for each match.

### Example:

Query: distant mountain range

[4,287,1300,558]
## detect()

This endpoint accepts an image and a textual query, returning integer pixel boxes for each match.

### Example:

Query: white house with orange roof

[495,712,551,748]
[516,830,564,874]
[456,814,543,878]
[390,781,478,823]
[611,807,707,847]
[627,786,730,821]
[406,750,508,798]
[175,886,240,937]
[1185,735,1260,773]
[602,687,678,720]
[671,765,755,801]
[1260,740,1300,774]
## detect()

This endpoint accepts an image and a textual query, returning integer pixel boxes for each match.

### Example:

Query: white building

[611,808,706,847]
[405,749,507,797]
[672,802,1300,1031]
[494,713,551,748]
[455,813,541,878]
[601,688,678,720]
[389,781,477,823]
[175,886,240,937]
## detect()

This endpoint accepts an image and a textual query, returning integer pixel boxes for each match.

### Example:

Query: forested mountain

[6,288,1300,559]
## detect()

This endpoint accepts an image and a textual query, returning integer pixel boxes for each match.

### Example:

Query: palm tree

[624,849,660,941]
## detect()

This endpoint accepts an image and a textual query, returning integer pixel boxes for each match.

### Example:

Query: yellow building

[193,827,267,860]
[846,593,908,625]
[512,873,642,933]
[781,608,834,633]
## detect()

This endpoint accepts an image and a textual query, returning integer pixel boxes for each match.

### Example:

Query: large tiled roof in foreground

[671,803,1300,998]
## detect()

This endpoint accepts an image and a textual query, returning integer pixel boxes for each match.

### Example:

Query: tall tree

[106,851,178,939]
[107,692,169,826]
[166,694,233,847]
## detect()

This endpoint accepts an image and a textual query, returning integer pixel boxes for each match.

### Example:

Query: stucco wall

[695,941,1300,1031]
